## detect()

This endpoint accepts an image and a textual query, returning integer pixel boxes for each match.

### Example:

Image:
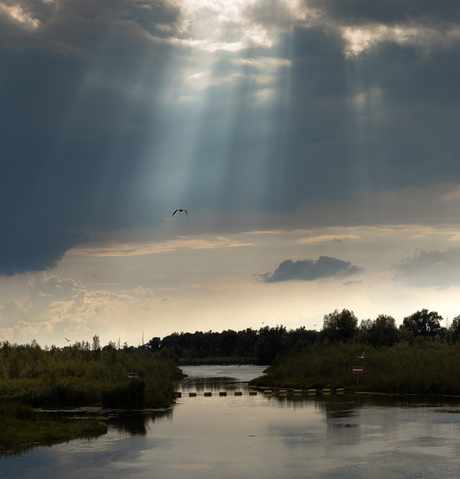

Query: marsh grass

[101,379,146,409]
[0,342,185,409]
[0,401,107,453]
[249,341,460,395]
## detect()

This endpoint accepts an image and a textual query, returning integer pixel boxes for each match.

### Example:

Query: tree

[448,315,460,343]
[148,337,161,353]
[400,309,443,339]
[92,335,101,359]
[321,309,358,342]
[368,315,399,347]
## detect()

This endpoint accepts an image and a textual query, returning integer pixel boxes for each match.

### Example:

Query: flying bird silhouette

[357,351,365,359]
[64,337,71,342]
[171,209,188,217]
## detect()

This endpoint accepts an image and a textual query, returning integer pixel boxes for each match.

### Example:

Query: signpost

[128,373,138,380]
[353,366,363,384]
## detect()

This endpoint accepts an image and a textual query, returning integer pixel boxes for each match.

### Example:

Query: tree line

[144,307,460,365]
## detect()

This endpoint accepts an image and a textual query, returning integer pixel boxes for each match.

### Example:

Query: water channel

[2,365,460,478]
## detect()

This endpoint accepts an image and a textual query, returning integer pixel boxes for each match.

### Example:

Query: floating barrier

[175,388,345,398]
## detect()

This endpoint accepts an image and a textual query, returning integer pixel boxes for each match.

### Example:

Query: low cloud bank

[260,255,363,282]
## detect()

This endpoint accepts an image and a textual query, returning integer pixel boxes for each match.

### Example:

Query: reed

[101,380,146,409]
[0,400,107,453]
[0,341,185,409]
[249,341,460,395]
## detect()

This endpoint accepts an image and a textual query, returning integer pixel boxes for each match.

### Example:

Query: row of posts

[174,388,345,398]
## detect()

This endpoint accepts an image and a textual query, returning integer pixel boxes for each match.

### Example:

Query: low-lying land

[1,341,185,408]
[0,402,107,454]
[249,341,460,395]
[0,340,185,453]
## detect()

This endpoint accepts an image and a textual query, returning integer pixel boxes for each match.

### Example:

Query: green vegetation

[0,337,185,453]
[249,309,460,395]
[146,308,460,367]
[0,401,107,453]
[149,326,318,364]
[0,337,185,409]
[249,340,460,394]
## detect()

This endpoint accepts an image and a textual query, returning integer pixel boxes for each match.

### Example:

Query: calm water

[2,365,460,478]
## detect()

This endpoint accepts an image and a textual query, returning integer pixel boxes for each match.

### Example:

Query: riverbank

[0,342,186,454]
[248,341,460,395]
[0,402,107,454]
[0,343,185,409]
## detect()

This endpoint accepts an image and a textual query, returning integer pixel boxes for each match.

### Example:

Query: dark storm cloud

[0,229,89,276]
[392,248,460,288]
[305,0,460,25]
[260,256,363,282]
[0,0,182,274]
[2,0,460,275]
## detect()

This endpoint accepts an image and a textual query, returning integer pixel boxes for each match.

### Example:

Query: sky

[1,0,460,348]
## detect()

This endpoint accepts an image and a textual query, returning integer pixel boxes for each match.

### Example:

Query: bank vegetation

[250,309,460,394]
[0,337,184,452]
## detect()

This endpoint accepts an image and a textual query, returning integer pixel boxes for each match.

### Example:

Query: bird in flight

[64,337,71,342]
[171,209,188,217]
[357,351,365,359]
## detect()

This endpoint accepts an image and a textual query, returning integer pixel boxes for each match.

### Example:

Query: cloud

[297,234,358,244]
[260,255,363,282]
[2,0,460,277]
[0,230,89,276]
[304,0,460,25]
[392,248,460,288]
[68,236,252,257]
[0,272,181,343]
[231,57,292,72]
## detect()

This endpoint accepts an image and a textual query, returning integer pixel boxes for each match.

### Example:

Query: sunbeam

[2,0,460,345]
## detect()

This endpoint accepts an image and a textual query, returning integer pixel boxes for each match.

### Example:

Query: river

[2,365,460,478]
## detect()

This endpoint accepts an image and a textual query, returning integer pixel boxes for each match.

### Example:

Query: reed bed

[0,401,107,453]
[249,341,460,395]
[0,341,185,409]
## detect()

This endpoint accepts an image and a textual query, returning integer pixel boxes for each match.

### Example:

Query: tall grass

[249,340,460,395]
[0,400,108,453]
[0,341,185,409]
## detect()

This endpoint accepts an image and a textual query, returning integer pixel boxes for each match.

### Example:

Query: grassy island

[249,341,460,395]
[0,402,107,453]
[246,308,460,396]
[0,338,185,453]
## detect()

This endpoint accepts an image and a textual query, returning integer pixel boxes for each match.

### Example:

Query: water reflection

[106,409,173,436]
[3,366,460,479]
[180,376,244,393]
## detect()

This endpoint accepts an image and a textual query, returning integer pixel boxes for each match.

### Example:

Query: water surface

[2,365,460,478]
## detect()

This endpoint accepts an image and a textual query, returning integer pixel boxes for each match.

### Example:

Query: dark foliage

[101,380,146,409]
